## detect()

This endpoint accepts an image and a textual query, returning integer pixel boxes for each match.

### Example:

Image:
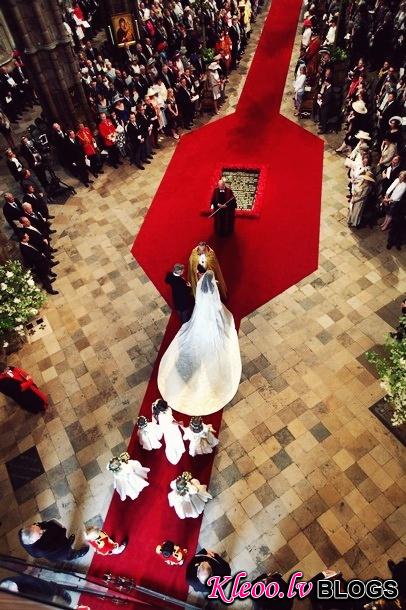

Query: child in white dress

[137,415,162,450]
[182,416,219,457]
[107,452,149,501]
[152,399,185,465]
[168,471,212,519]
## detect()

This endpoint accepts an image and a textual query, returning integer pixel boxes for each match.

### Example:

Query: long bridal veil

[157,271,242,415]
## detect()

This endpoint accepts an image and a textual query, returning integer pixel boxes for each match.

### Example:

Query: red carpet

[83,0,323,607]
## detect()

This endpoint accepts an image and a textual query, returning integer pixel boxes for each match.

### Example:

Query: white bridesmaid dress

[111,460,150,501]
[168,478,212,519]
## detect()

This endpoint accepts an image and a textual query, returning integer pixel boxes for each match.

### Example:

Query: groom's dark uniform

[165,271,194,323]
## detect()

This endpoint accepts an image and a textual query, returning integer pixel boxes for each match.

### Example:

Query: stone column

[1,0,93,126]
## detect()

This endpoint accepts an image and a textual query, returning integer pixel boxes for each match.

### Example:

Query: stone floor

[1,1,406,605]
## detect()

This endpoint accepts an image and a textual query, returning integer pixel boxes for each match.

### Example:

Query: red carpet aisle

[83,0,324,607]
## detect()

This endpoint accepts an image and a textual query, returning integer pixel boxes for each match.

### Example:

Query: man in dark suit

[186,549,231,595]
[165,263,194,323]
[378,91,400,137]
[52,122,69,168]
[19,233,58,295]
[318,78,335,134]
[21,202,55,237]
[65,129,93,187]
[19,521,88,560]
[20,136,49,187]
[126,112,145,169]
[176,77,195,128]
[3,192,23,236]
[23,185,54,220]
[229,16,241,69]
[19,217,56,260]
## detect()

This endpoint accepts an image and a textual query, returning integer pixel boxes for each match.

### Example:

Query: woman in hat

[380,171,406,232]
[182,416,219,457]
[107,452,150,501]
[379,134,398,171]
[136,415,162,451]
[168,471,212,519]
[348,172,376,228]
[335,103,370,154]
[385,116,403,150]
[152,398,185,464]
[165,88,180,140]
[205,63,222,114]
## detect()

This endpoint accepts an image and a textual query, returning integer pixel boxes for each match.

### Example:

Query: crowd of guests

[0,0,266,297]
[293,0,405,250]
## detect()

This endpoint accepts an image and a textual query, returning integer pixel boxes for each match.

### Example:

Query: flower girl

[107,452,149,501]
[168,471,212,519]
[182,416,219,457]
[136,415,162,450]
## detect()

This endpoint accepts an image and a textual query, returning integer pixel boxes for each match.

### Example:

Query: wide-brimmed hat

[362,172,375,183]
[147,87,156,97]
[208,62,220,70]
[352,100,367,114]
[389,115,402,124]
[319,47,331,55]
[355,130,371,140]
[147,57,156,66]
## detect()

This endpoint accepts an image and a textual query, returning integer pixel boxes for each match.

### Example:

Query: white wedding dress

[168,478,212,519]
[158,271,242,415]
[110,460,150,501]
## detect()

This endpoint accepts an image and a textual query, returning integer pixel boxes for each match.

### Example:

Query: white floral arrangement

[367,324,406,427]
[0,260,47,350]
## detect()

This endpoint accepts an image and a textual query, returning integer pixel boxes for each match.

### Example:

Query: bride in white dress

[158,270,242,415]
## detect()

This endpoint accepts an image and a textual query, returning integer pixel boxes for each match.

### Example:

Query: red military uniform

[88,530,120,556]
[0,366,47,413]
[98,118,116,148]
[76,126,97,156]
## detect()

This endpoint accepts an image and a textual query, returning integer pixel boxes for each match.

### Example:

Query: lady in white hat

[205,62,222,115]
[348,171,375,228]
[335,101,370,154]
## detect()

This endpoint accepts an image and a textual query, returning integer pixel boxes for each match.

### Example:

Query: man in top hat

[210,179,237,236]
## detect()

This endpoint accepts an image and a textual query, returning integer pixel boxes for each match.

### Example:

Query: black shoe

[50,248,58,253]
[88,179,94,183]
[49,229,57,234]
[147,155,154,159]
[50,277,56,283]
[112,164,118,169]
[48,215,55,219]
[61,591,72,605]
[144,159,151,164]
[99,170,105,174]
[72,546,89,559]
[46,288,59,295]
[137,164,145,170]
[50,261,59,267]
